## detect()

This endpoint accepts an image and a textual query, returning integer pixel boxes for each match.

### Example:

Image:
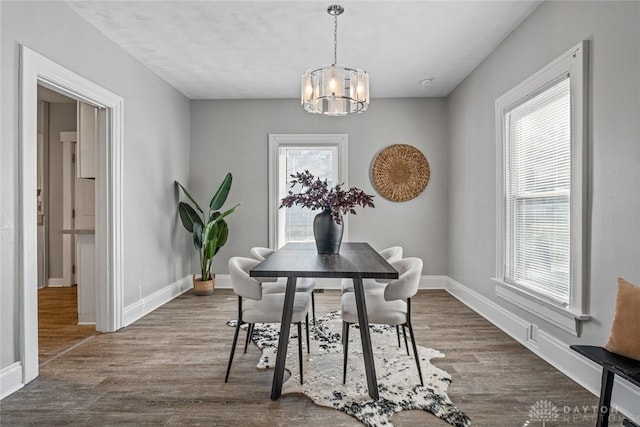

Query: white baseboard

[47,279,72,287]
[122,275,192,327]
[445,277,640,423]
[0,362,24,400]
[445,277,531,344]
[419,275,448,289]
[214,275,447,290]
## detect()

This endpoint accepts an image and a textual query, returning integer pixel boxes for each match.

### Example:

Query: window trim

[268,134,348,249]
[493,41,590,335]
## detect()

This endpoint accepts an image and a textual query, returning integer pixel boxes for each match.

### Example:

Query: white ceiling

[67,1,541,100]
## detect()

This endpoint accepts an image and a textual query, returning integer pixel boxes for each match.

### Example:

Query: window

[494,41,589,335]
[268,134,347,249]
[505,77,571,303]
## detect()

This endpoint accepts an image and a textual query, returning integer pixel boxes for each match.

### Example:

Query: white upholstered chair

[225,256,311,384]
[341,246,405,348]
[340,257,424,385]
[250,246,317,325]
[340,246,403,293]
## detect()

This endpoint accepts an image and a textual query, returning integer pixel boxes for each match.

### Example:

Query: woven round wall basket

[371,144,430,202]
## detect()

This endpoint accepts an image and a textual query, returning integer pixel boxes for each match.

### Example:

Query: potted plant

[279,170,375,253]
[176,173,239,295]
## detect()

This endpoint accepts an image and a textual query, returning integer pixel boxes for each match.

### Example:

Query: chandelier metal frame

[301,4,370,116]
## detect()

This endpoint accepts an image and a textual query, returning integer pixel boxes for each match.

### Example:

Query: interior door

[75,102,97,324]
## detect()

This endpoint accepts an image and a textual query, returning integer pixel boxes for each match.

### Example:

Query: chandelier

[301,5,369,116]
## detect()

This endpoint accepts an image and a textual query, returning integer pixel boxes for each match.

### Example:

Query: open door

[75,101,97,324]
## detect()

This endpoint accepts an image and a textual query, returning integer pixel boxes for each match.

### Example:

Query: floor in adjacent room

[2,289,622,426]
[38,286,97,365]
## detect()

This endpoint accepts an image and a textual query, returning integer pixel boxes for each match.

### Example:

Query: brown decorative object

[193,276,215,296]
[371,144,430,202]
[604,277,640,361]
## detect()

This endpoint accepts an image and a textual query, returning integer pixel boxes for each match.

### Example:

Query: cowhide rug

[228,311,470,427]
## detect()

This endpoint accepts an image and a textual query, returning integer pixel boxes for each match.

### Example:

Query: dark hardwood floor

[2,289,621,426]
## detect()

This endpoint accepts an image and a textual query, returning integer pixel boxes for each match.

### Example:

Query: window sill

[492,279,590,336]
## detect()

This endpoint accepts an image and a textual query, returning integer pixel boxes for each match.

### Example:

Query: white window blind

[504,76,571,305]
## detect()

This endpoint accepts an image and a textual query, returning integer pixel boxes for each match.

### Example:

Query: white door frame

[19,45,124,383]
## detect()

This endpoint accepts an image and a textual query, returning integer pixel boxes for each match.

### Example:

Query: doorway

[36,86,98,364]
[19,45,125,385]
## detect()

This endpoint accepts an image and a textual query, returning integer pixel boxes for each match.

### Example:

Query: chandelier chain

[333,13,338,65]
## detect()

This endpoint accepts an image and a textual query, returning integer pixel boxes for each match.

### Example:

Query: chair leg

[406,322,424,386]
[225,320,243,382]
[305,313,310,354]
[311,291,316,325]
[342,321,350,385]
[297,322,304,385]
[402,325,410,356]
[243,323,254,354]
[396,325,401,348]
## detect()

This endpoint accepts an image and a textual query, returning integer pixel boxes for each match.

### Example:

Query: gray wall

[447,0,640,344]
[4,0,636,386]
[190,98,449,276]
[1,2,192,369]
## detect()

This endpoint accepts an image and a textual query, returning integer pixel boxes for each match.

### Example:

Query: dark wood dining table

[250,242,399,401]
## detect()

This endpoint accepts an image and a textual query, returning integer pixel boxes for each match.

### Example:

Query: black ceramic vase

[313,208,344,254]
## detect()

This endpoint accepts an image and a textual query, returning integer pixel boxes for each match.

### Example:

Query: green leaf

[214,221,229,255]
[205,234,218,260]
[175,181,203,213]
[215,203,240,222]
[178,202,202,233]
[202,220,215,248]
[203,221,219,259]
[205,203,239,231]
[192,221,203,249]
[209,173,232,211]
[209,211,221,223]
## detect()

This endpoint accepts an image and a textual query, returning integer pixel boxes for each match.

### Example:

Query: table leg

[271,276,297,400]
[352,277,379,400]
[597,367,615,427]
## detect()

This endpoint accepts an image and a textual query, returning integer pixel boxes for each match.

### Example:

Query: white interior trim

[19,45,124,385]
[0,362,24,400]
[46,278,71,287]
[267,134,348,249]
[59,130,77,143]
[122,275,193,327]
[494,280,590,336]
[494,40,590,323]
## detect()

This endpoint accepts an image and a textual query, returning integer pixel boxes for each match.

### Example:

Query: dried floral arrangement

[279,170,375,224]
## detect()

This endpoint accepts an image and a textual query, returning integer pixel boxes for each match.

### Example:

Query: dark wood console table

[570,345,640,427]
